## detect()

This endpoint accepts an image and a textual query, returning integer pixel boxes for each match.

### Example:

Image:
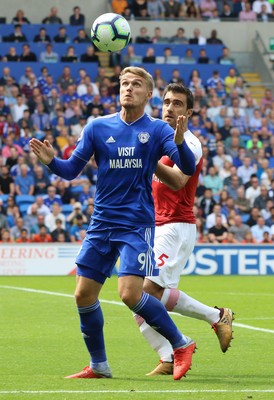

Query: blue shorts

[76,219,158,284]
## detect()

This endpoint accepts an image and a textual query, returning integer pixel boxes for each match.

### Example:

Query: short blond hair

[119,66,154,92]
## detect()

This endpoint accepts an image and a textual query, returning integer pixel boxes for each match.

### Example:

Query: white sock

[162,288,220,325]
[139,320,173,362]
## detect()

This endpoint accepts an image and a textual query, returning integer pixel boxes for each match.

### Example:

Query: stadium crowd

[0,5,274,244]
[114,0,274,21]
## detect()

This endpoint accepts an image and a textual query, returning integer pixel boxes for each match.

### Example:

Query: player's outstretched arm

[30,138,87,181]
[155,163,190,191]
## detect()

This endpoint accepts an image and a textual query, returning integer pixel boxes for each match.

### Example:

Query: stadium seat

[70,185,83,195]
[0,194,9,207]
[268,157,274,168]
[241,134,251,145]
[61,204,73,216]
[19,203,30,216]
[15,194,35,206]
[7,214,15,227]
[241,213,250,223]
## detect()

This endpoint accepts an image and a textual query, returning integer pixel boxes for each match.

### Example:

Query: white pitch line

[1,285,274,334]
[0,390,274,394]
[231,322,274,334]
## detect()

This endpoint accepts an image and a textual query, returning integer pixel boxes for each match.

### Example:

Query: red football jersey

[152,130,203,226]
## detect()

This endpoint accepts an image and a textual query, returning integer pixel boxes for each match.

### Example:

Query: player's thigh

[117,226,156,278]
[150,223,196,288]
[76,231,118,282]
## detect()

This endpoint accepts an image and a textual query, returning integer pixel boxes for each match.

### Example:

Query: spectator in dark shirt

[220,3,237,19]
[53,26,70,43]
[208,215,228,243]
[60,46,78,62]
[69,6,85,26]
[86,95,104,118]
[11,9,30,25]
[73,28,90,43]
[163,0,181,17]
[33,27,51,43]
[3,24,28,42]
[132,0,149,18]
[206,29,223,44]
[19,44,37,62]
[135,26,152,44]
[0,98,11,116]
[56,180,74,204]
[245,207,260,227]
[0,165,15,195]
[51,218,71,242]
[42,7,63,24]
[80,46,100,63]
[257,4,274,21]
[3,47,20,62]
[198,48,210,64]
[142,47,156,63]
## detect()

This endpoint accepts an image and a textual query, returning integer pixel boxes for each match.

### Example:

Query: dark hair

[162,83,194,109]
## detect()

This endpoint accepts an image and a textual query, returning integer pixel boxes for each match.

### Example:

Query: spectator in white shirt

[245,175,261,207]
[206,204,228,230]
[237,156,256,185]
[45,202,66,232]
[251,217,271,242]
[11,94,28,122]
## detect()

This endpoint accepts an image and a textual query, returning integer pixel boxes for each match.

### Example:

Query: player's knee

[119,288,141,308]
[74,288,96,306]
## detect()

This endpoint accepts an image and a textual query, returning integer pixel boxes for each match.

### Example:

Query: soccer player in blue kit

[30,67,196,381]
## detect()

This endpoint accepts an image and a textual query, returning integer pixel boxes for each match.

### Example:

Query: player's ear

[187,108,193,118]
[147,90,153,101]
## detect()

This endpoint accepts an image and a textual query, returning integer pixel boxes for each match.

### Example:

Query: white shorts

[147,223,196,288]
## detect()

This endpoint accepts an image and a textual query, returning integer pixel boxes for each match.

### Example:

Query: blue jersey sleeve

[175,141,196,176]
[47,153,87,180]
[47,121,95,180]
[160,122,196,176]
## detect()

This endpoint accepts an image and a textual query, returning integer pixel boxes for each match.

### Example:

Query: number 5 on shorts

[158,253,169,267]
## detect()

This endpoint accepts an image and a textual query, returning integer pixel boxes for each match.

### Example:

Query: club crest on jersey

[138,132,150,144]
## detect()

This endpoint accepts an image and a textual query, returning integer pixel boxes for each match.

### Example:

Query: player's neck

[120,107,145,124]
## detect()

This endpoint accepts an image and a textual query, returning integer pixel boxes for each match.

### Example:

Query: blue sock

[131,292,186,349]
[78,300,107,366]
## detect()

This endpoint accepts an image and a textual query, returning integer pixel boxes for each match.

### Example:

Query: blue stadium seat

[61,204,73,216]
[71,185,83,195]
[241,214,250,223]
[241,134,252,145]
[0,194,9,207]
[15,194,35,206]
[19,203,30,216]
[268,157,274,168]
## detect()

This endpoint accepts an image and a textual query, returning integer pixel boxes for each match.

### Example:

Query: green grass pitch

[1,275,274,400]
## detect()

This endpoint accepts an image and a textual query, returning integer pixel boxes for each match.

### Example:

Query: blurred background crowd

[0,2,274,244]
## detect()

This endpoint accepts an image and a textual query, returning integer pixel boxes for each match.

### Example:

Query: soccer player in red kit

[135,83,234,375]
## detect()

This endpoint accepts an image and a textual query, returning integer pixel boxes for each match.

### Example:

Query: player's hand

[174,114,188,145]
[30,138,55,165]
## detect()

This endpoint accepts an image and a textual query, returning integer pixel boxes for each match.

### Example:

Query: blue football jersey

[74,112,179,227]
